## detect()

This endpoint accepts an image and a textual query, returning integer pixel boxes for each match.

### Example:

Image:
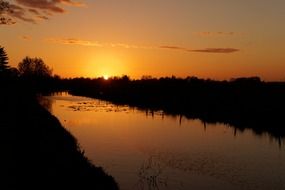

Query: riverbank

[0,81,118,189]
[65,77,285,139]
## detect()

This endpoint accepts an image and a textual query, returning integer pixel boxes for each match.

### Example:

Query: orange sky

[1,0,285,80]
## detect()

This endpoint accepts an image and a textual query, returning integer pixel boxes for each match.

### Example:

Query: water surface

[44,93,285,190]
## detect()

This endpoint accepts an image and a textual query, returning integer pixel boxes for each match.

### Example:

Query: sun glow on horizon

[83,51,131,79]
[103,75,109,80]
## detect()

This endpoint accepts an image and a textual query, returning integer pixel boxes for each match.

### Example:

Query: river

[42,92,285,190]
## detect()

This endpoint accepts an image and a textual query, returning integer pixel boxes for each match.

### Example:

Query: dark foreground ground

[0,81,118,189]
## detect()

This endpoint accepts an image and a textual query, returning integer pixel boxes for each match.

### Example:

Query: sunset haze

[1,0,285,80]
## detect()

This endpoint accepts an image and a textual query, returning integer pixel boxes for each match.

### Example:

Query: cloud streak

[46,38,151,49]
[47,38,103,47]
[194,32,245,37]
[190,48,239,53]
[160,46,239,53]
[47,38,240,54]
[28,8,40,15]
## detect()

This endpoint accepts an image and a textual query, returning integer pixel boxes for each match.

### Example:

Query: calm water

[44,92,285,190]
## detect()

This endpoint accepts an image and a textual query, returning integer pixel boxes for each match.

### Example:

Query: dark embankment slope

[0,80,118,189]
[65,76,285,140]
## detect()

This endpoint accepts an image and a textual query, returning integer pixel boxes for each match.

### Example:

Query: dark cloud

[1,0,84,24]
[59,0,85,6]
[8,4,36,23]
[0,0,8,12]
[37,15,49,20]
[160,46,239,54]
[15,0,84,13]
[16,0,64,13]
[0,0,16,24]
[190,48,240,53]
[28,8,40,15]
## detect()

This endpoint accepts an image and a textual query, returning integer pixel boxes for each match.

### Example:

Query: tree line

[0,46,53,78]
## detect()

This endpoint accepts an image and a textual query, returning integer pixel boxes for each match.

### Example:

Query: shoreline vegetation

[0,80,118,189]
[62,76,285,142]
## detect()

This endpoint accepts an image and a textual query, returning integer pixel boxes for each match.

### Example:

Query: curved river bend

[42,93,285,190]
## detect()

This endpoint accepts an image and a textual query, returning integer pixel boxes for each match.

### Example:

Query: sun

[103,75,109,80]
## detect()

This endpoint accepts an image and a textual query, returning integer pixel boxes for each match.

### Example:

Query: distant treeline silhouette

[59,75,285,140]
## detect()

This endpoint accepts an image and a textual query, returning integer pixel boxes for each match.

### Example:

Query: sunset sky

[1,0,285,80]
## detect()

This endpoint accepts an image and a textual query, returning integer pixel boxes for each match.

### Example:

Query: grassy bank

[0,80,118,189]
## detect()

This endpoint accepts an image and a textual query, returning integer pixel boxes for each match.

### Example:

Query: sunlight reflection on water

[42,93,285,190]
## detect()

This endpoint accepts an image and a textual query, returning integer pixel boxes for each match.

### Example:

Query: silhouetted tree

[231,77,261,83]
[9,67,19,78]
[0,46,9,73]
[18,57,52,79]
[121,75,130,82]
[141,75,153,80]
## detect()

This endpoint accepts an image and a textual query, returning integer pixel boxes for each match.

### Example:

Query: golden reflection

[47,93,285,190]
